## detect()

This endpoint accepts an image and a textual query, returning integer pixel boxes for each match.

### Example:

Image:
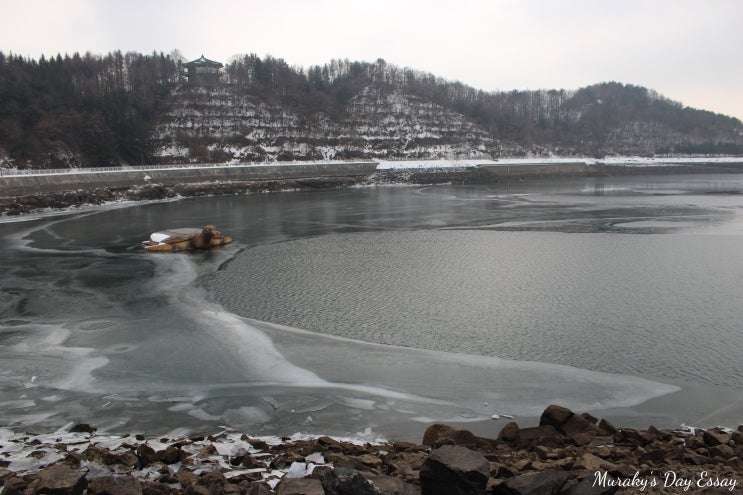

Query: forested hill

[1,51,742,169]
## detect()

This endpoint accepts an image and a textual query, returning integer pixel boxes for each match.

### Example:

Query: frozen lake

[1,174,743,440]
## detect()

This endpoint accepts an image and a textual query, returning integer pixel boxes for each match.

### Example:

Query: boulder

[702,430,730,447]
[136,444,158,467]
[25,465,87,495]
[247,484,274,495]
[0,476,28,495]
[157,446,182,464]
[539,405,604,438]
[140,481,179,495]
[319,467,379,495]
[573,453,616,472]
[560,415,605,438]
[710,444,736,459]
[69,423,97,434]
[83,446,138,468]
[515,426,562,449]
[491,470,571,495]
[539,405,575,429]
[419,445,489,495]
[422,424,493,450]
[497,422,520,443]
[88,476,143,495]
[363,473,422,495]
[564,476,619,495]
[598,419,617,435]
[276,478,325,495]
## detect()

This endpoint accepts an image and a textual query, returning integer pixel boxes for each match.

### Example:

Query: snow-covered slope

[154,83,524,163]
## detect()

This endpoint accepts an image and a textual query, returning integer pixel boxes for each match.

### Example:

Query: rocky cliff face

[154,83,524,164]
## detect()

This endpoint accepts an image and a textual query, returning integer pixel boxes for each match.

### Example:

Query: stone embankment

[4,158,743,217]
[1,405,741,495]
[0,177,362,216]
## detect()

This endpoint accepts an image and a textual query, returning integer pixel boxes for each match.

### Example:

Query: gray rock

[564,476,619,495]
[491,470,570,495]
[364,473,422,494]
[88,476,144,495]
[276,477,326,495]
[420,445,489,495]
[319,467,379,495]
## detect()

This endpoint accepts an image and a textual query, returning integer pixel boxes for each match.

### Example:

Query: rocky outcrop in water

[1,405,741,495]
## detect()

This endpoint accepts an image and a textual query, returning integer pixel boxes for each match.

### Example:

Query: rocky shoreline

[1,405,741,495]
[0,176,364,217]
[4,161,743,217]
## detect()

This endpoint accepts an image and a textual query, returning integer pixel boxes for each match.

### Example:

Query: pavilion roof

[184,55,223,68]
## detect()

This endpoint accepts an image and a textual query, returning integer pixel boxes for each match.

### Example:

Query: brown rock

[363,473,422,494]
[610,463,639,478]
[683,452,713,465]
[685,434,706,450]
[638,448,665,465]
[317,436,343,450]
[571,433,594,447]
[318,467,379,495]
[69,423,97,434]
[516,425,561,449]
[1,476,28,495]
[244,436,270,451]
[183,485,210,495]
[560,415,604,438]
[710,444,736,459]
[614,429,648,446]
[512,459,533,472]
[157,446,182,465]
[573,453,616,472]
[247,483,273,495]
[535,445,553,460]
[703,430,730,447]
[564,475,620,495]
[140,481,179,495]
[580,413,599,424]
[176,470,199,489]
[136,444,158,467]
[241,454,262,469]
[539,405,575,430]
[64,451,83,468]
[196,470,227,488]
[385,451,428,482]
[83,446,138,467]
[26,465,87,495]
[598,419,617,435]
[422,424,492,450]
[497,422,520,443]
[88,476,143,495]
[276,478,325,495]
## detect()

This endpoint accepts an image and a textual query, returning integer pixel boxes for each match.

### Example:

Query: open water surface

[1,174,743,440]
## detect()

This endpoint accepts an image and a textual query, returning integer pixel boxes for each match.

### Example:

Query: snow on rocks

[3,405,742,494]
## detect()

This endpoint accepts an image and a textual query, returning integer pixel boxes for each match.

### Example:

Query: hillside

[1,52,742,168]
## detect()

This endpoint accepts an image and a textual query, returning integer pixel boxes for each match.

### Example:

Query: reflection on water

[1,174,743,438]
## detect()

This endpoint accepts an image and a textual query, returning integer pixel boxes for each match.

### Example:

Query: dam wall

[0,162,378,195]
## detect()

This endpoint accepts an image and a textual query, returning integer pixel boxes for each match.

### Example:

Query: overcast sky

[2,0,742,121]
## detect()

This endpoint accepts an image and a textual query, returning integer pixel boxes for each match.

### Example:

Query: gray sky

[2,0,742,121]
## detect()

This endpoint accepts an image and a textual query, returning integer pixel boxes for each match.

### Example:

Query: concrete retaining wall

[0,162,378,195]
[479,162,592,177]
